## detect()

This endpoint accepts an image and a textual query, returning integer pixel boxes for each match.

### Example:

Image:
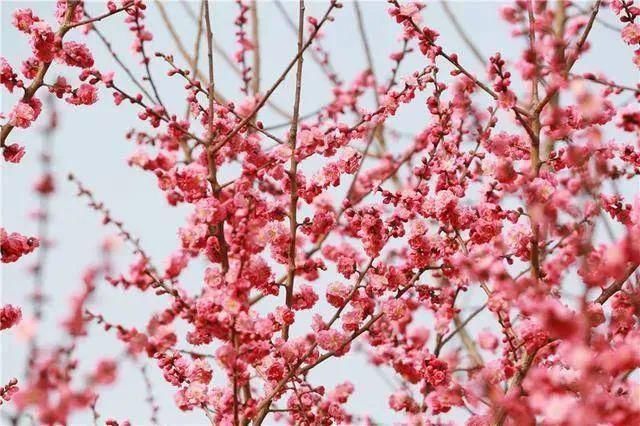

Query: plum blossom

[8,98,42,129]
[1,229,39,263]
[66,83,98,105]
[1,1,640,424]
[0,305,22,331]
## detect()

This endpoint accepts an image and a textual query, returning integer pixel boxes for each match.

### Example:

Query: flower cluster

[1,229,39,263]
[1,0,139,163]
[0,305,22,331]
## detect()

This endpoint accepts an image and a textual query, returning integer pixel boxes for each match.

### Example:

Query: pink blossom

[1,229,39,263]
[381,298,408,321]
[66,83,98,105]
[29,22,57,63]
[12,9,39,33]
[0,58,20,92]
[33,173,55,194]
[54,0,83,25]
[89,359,118,385]
[60,42,94,68]
[317,329,350,355]
[0,305,22,330]
[3,144,26,163]
[8,98,42,128]
[21,57,39,79]
[326,281,351,307]
[423,357,449,387]
[622,23,640,45]
[478,330,499,351]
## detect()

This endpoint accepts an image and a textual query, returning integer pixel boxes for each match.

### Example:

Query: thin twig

[86,13,154,101]
[211,1,339,154]
[250,1,261,95]
[1,1,80,147]
[440,1,485,66]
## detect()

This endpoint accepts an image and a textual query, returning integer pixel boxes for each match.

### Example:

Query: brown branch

[574,2,620,32]
[1,1,80,148]
[26,101,56,373]
[527,0,542,284]
[138,363,160,426]
[534,0,602,114]
[156,0,291,120]
[493,348,539,425]
[133,11,165,109]
[354,0,377,79]
[180,0,241,75]
[67,174,186,306]
[156,0,206,79]
[353,0,393,161]
[282,0,306,342]
[436,303,487,366]
[573,73,640,94]
[159,54,286,146]
[595,263,639,305]
[67,4,133,29]
[253,265,431,424]
[204,0,230,275]
[250,1,261,95]
[85,15,154,102]
[440,1,485,66]
[388,0,530,118]
[274,0,341,86]
[210,1,339,154]
[108,80,206,145]
[154,0,234,115]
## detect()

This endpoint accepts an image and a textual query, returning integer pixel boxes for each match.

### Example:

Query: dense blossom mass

[2,0,640,424]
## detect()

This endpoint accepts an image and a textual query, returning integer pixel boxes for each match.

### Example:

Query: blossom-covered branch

[2,1,640,425]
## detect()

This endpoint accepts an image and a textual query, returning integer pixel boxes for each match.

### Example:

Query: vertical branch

[495,4,574,423]
[440,1,485,66]
[353,0,376,80]
[282,0,306,342]
[232,325,240,426]
[527,0,542,283]
[184,0,205,125]
[156,1,199,74]
[26,100,56,372]
[139,363,160,426]
[274,0,341,86]
[180,0,242,75]
[134,9,165,109]
[250,1,261,95]
[204,0,230,274]
[191,2,205,83]
[452,313,485,368]
[155,0,233,111]
[179,1,205,162]
[157,0,290,122]
[533,0,602,113]
[544,0,567,157]
[353,0,381,130]
[527,3,540,106]
[0,0,79,147]
[85,15,154,102]
[210,1,337,153]
[179,0,293,121]
[494,349,539,425]
[353,0,399,184]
